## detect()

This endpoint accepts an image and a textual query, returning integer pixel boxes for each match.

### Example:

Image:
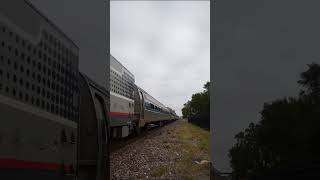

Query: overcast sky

[213,0,320,172]
[111,1,210,116]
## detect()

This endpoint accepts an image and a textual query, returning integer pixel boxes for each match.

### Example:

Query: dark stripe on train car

[0,169,74,180]
[0,159,75,173]
[109,112,130,117]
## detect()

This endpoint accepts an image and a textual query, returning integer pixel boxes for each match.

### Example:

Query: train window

[33,47,36,55]
[51,104,54,112]
[42,88,45,97]
[25,94,29,101]
[22,40,26,47]
[14,62,18,70]
[44,43,47,51]
[19,78,23,85]
[18,92,23,99]
[37,62,41,71]
[21,52,25,60]
[44,31,48,40]
[46,103,50,111]
[48,58,51,65]
[55,105,59,114]
[36,99,40,107]
[14,49,18,56]
[13,75,17,83]
[12,88,16,96]
[37,74,41,83]
[15,35,20,43]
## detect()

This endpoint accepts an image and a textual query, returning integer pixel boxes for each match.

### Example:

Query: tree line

[182,81,210,130]
[229,63,320,179]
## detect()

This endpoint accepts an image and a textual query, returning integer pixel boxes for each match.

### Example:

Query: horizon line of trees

[229,62,320,179]
[182,81,210,129]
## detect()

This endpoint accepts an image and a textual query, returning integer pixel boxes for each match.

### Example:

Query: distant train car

[133,86,172,133]
[0,1,110,179]
[109,55,135,138]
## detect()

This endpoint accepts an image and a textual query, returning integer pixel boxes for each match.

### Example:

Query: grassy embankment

[151,120,210,179]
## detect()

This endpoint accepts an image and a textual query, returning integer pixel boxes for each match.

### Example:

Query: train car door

[78,75,110,180]
[92,94,109,180]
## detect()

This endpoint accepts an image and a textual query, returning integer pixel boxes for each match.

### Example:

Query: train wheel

[135,127,142,136]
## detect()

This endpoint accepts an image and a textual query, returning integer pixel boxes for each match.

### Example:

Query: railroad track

[110,121,176,152]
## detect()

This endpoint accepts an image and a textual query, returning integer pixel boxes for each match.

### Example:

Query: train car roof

[136,85,170,111]
[24,0,78,49]
[110,55,135,80]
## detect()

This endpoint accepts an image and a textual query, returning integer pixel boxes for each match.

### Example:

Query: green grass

[150,120,210,179]
[151,165,170,177]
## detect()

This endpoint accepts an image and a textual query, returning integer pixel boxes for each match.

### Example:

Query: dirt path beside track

[110,119,210,180]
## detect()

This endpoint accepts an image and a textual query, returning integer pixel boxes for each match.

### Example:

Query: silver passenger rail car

[133,86,173,133]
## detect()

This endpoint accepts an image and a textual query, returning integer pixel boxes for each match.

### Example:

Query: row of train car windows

[0,69,75,98]
[111,84,131,94]
[0,85,77,118]
[111,72,133,85]
[111,88,131,98]
[0,28,77,79]
[0,25,79,121]
[1,25,78,61]
[0,78,74,107]
[0,36,78,86]
[1,40,76,82]
[110,73,134,87]
[145,102,168,113]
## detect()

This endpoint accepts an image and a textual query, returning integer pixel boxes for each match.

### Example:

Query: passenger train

[0,0,178,179]
[110,56,179,138]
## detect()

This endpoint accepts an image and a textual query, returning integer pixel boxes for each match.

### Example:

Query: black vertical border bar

[105,0,111,179]
[106,0,110,92]
[210,0,215,179]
